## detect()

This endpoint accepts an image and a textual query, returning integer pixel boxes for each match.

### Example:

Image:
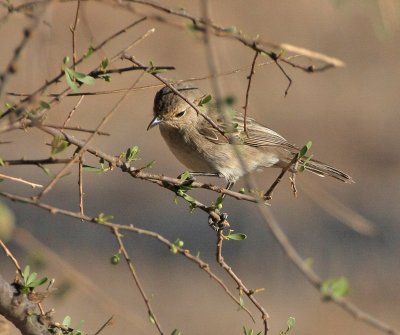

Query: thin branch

[0,239,23,276]
[264,154,299,200]
[44,123,110,136]
[78,156,84,218]
[243,51,260,134]
[0,173,43,188]
[62,95,85,128]
[216,229,269,334]
[0,9,44,97]
[93,315,114,335]
[112,226,163,334]
[70,0,81,69]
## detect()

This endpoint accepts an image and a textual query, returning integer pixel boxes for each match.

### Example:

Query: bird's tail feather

[301,158,354,183]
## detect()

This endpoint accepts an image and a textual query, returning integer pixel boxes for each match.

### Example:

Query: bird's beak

[147,116,162,130]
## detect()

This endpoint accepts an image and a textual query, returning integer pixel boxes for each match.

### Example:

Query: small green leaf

[100,58,109,71]
[110,254,120,265]
[95,213,114,224]
[62,315,72,327]
[63,56,70,65]
[299,141,312,158]
[30,276,48,288]
[213,196,223,210]
[65,69,79,91]
[39,101,50,110]
[179,171,192,181]
[321,276,350,298]
[0,157,4,166]
[223,26,238,33]
[198,94,212,106]
[99,74,111,82]
[171,330,181,335]
[83,46,94,58]
[22,265,30,282]
[149,313,156,324]
[125,145,140,162]
[51,135,70,156]
[147,61,168,75]
[225,231,247,241]
[287,317,295,330]
[72,71,96,85]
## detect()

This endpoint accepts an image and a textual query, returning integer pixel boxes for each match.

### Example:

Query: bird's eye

[175,110,186,118]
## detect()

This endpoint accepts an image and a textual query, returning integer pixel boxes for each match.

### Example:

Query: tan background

[1,1,399,334]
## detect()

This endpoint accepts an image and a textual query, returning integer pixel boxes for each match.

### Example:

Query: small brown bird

[148,84,353,189]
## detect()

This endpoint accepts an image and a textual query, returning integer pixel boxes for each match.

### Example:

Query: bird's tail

[301,158,354,183]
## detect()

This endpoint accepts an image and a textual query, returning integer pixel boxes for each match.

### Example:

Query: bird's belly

[160,127,216,172]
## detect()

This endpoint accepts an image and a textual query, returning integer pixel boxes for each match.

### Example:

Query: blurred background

[0,1,399,334]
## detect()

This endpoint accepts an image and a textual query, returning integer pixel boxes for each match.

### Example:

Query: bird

[147,83,353,192]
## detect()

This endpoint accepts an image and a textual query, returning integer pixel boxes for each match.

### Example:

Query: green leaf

[63,56,70,65]
[22,265,30,282]
[82,164,105,173]
[125,145,140,162]
[149,313,156,324]
[26,271,37,286]
[287,317,295,331]
[99,74,111,82]
[83,46,94,58]
[179,171,192,181]
[51,135,70,156]
[95,213,114,224]
[39,101,50,110]
[65,69,79,92]
[225,230,247,241]
[30,276,48,288]
[147,61,168,75]
[72,70,96,85]
[213,196,223,210]
[198,94,212,106]
[321,276,350,298]
[62,315,72,327]
[0,157,4,166]
[224,96,236,106]
[110,254,120,265]
[299,141,312,158]
[171,329,181,335]
[100,58,109,71]
[223,26,238,33]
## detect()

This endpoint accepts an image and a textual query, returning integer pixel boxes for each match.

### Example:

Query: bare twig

[62,95,85,128]
[112,226,163,334]
[0,173,43,188]
[243,51,260,134]
[70,0,81,69]
[264,154,299,200]
[0,239,23,276]
[216,229,269,334]
[78,156,84,218]
[93,315,114,335]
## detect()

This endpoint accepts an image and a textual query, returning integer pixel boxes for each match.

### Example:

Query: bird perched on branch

[147,83,353,193]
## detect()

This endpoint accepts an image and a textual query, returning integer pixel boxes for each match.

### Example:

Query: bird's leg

[221,181,235,200]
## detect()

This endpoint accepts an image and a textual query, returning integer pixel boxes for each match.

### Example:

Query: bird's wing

[198,112,297,150]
